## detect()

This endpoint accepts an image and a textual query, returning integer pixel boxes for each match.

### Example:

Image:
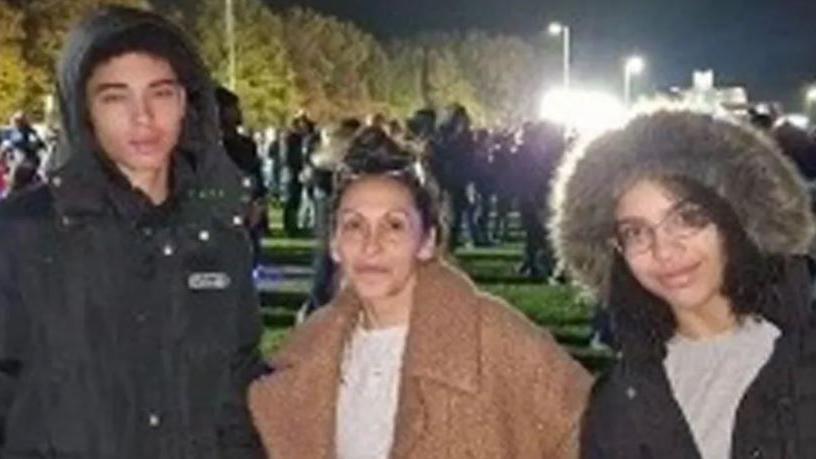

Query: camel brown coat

[249,260,591,458]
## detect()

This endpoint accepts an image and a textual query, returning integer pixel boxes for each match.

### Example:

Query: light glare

[806,87,816,103]
[539,87,627,138]
[625,56,645,75]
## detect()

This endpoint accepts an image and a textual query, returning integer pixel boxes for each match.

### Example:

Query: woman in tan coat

[249,127,591,459]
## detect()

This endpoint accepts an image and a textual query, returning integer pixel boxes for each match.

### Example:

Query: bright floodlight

[539,87,627,138]
[549,22,564,36]
[807,86,816,103]
[625,56,645,75]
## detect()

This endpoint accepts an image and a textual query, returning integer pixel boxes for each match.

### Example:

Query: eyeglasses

[612,200,712,255]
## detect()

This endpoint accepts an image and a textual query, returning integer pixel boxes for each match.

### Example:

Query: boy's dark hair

[80,24,201,99]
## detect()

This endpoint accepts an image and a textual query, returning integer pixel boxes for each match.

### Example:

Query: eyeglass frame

[333,159,427,188]
[610,199,713,256]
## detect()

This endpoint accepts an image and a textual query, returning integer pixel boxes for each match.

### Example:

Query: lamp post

[548,22,571,91]
[623,55,645,107]
[226,0,236,90]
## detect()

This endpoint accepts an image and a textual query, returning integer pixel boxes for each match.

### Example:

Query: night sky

[268,0,816,110]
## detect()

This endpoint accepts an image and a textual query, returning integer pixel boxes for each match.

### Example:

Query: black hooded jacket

[0,7,266,458]
[581,257,816,459]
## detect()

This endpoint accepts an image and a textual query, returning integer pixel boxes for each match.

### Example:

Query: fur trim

[550,109,815,297]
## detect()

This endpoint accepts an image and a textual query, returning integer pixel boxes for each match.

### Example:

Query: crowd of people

[2,5,816,459]
[255,104,570,282]
[0,112,51,198]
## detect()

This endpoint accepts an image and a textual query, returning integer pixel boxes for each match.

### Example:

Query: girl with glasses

[552,109,816,459]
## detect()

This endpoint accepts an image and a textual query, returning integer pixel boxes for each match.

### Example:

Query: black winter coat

[0,7,266,459]
[581,257,816,459]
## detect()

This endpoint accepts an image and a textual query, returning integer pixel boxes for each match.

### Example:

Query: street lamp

[226,0,236,90]
[548,21,571,90]
[623,55,645,107]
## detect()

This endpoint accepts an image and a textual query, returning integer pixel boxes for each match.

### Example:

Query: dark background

[267,0,816,110]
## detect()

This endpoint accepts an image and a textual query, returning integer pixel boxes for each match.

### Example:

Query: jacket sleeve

[216,260,269,459]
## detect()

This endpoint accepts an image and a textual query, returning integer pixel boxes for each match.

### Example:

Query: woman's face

[331,175,435,304]
[614,179,728,316]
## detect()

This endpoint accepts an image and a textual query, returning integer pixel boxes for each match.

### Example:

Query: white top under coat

[664,317,780,459]
[336,324,409,459]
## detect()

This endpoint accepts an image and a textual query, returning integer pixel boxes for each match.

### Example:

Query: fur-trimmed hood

[550,109,815,298]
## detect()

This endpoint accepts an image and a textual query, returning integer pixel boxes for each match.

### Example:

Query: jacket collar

[47,148,247,228]
[49,150,187,220]
[275,259,481,392]
[400,260,481,393]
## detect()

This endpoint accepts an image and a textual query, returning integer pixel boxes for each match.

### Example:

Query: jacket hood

[51,6,248,219]
[550,109,815,299]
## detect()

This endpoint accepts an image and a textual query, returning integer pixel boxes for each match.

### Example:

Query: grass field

[257,208,613,373]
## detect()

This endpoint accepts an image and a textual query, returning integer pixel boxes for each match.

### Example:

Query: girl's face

[331,175,435,304]
[614,179,729,318]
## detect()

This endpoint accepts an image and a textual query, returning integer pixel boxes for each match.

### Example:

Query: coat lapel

[628,359,702,459]
[390,260,481,458]
[251,260,482,459]
[249,290,359,458]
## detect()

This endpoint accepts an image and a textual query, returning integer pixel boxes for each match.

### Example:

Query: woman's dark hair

[608,175,786,358]
[330,127,442,242]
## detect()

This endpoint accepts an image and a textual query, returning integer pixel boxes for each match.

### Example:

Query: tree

[388,30,561,127]
[277,7,391,121]
[387,33,485,124]
[0,5,28,121]
[192,0,297,128]
[0,0,145,120]
[382,40,425,118]
[453,31,543,126]
[0,0,562,128]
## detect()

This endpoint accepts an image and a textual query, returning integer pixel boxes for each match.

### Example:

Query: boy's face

[85,52,186,181]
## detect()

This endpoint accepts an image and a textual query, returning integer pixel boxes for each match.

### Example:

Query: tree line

[0,0,562,128]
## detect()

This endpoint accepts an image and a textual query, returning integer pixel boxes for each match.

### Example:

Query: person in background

[300,117,362,318]
[431,103,479,250]
[4,111,45,168]
[215,85,268,268]
[282,115,308,236]
[515,121,564,279]
[5,158,41,198]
